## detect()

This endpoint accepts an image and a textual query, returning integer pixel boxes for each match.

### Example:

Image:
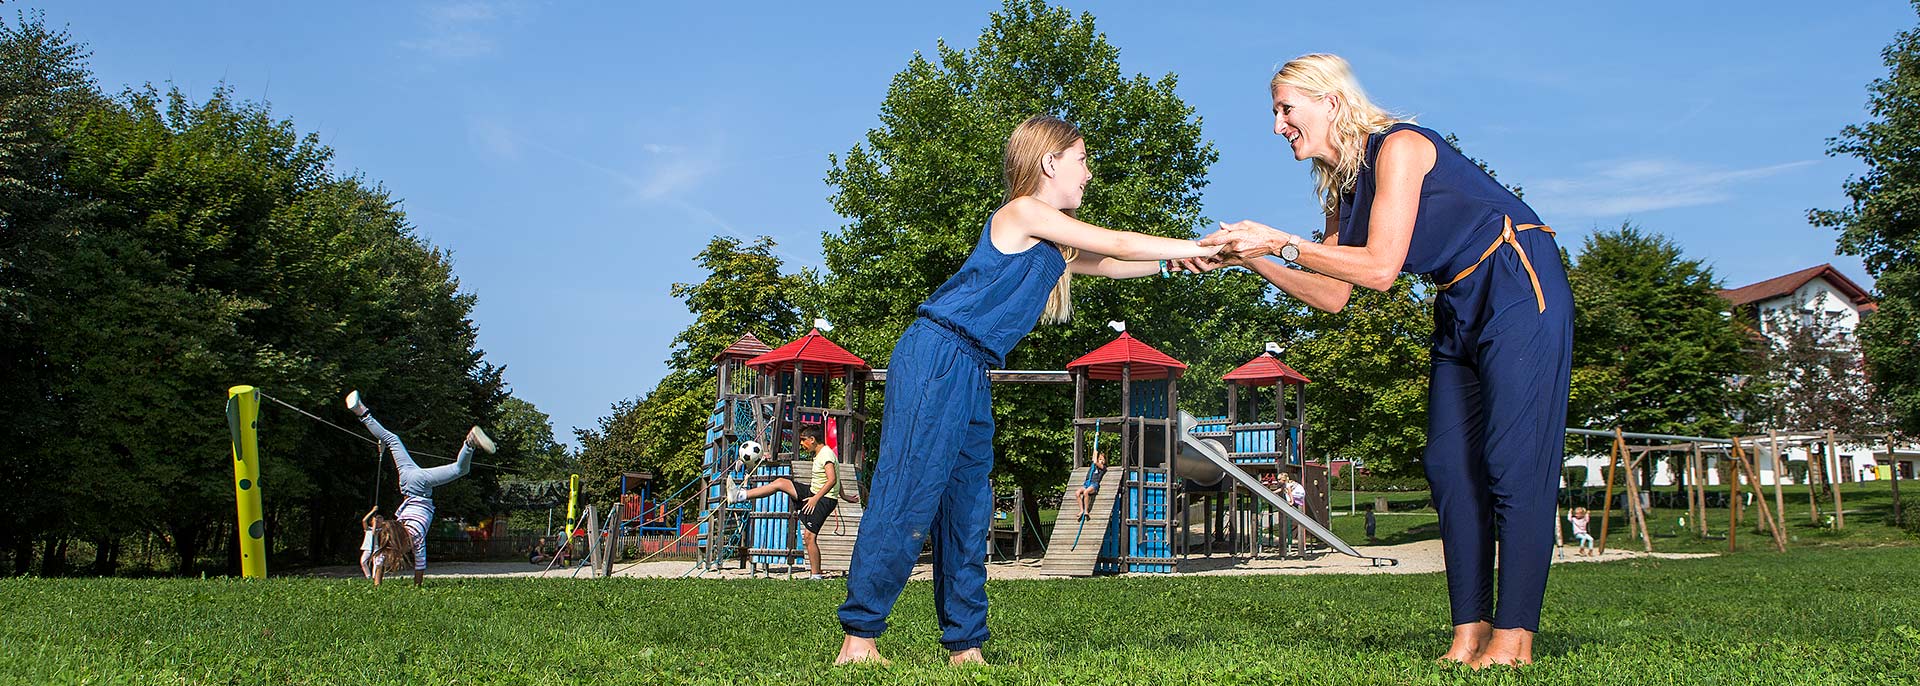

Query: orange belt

[1438,215,1555,313]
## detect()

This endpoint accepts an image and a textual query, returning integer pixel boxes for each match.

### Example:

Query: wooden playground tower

[698,330,870,575]
[1042,333,1334,576]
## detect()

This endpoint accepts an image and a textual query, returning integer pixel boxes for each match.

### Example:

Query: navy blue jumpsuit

[1340,123,1573,633]
[838,219,1066,651]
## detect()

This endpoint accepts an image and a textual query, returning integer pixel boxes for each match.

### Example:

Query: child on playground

[834,114,1222,666]
[1568,507,1595,556]
[347,390,496,586]
[359,505,385,578]
[728,425,840,579]
[1072,451,1108,519]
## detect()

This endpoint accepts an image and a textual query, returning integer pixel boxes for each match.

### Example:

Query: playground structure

[684,326,1391,577]
[696,330,870,576]
[1038,332,1386,576]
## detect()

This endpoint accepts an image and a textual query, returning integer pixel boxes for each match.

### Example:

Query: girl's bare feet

[835,635,890,666]
[1468,627,1535,669]
[1438,621,1492,663]
[949,648,989,666]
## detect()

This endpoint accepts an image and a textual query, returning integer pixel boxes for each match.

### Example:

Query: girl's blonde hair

[1269,54,1409,214]
[1003,114,1084,324]
[373,517,413,575]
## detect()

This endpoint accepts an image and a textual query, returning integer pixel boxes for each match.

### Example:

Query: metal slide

[1173,412,1397,566]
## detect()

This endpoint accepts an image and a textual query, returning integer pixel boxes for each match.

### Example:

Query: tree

[492,397,574,481]
[575,236,806,500]
[1811,1,1920,435]
[817,0,1305,502]
[1567,225,1751,438]
[0,12,514,573]
[1753,293,1888,435]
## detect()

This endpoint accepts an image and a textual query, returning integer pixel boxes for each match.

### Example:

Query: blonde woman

[835,115,1219,666]
[1189,54,1573,667]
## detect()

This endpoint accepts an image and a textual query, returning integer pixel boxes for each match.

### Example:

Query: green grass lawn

[4,544,1916,685]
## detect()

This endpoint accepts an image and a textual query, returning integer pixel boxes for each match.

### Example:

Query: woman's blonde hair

[1003,114,1084,324]
[1270,54,1408,214]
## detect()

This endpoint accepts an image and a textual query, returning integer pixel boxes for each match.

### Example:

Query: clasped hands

[1174,220,1298,274]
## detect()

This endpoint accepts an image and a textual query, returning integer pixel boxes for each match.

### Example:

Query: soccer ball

[737,441,764,462]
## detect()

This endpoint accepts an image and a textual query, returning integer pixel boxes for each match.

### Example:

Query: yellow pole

[225,386,267,578]
[567,474,581,533]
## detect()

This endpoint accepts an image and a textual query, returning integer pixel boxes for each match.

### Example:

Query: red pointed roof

[745,329,870,378]
[1223,353,1311,387]
[713,332,775,362]
[1719,264,1877,312]
[1067,332,1187,381]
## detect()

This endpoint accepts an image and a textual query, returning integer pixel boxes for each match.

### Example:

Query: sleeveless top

[915,217,1068,367]
[1337,123,1543,280]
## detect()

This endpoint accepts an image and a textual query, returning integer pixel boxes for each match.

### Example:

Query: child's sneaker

[808,574,826,580]
[345,391,367,416]
[725,476,747,503]
[466,426,496,453]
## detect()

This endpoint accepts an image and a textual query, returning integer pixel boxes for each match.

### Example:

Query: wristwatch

[1279,235,1301,263]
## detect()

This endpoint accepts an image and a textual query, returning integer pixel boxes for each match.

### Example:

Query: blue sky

[44,1,1915,445]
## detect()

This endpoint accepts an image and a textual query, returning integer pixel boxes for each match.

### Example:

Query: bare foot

[1437,621,1492,663]
[949,648,989,666]
[835,635,890,666]
[1468,627,1535,669]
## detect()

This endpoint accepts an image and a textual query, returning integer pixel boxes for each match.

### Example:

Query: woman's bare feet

[949,648,989,666]
[1438,621,1492,663]
[1468,627,1535,669]
[835,635,890,666]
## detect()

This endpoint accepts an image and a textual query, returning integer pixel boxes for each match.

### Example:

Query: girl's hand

[1199,220,1296,260]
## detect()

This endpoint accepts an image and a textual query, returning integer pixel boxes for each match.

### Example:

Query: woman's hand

[1199,220,1298,260]
[1171,251,1248,273]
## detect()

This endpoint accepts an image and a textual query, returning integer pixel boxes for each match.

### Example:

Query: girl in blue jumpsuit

[834,115,1220,666]
[1196,54,1573,667]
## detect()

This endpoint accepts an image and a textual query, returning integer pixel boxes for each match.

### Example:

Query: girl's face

[1271,84,1337,163]
[1044,138,1092,209]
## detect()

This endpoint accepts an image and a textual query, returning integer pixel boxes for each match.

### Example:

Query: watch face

[1280,243,1300,262]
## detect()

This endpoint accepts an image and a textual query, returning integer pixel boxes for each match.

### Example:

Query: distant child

[1073,451,1109,519]
[1568,507,1594,556]
[359,505,384,578]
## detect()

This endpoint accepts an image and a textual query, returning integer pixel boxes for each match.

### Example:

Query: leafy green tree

[0,12,515,573]
[1567,225,1751,438]
[492,396,574,481]
[816,0,1300,501]
[576,236,806,500]
[1811,1,1920,435]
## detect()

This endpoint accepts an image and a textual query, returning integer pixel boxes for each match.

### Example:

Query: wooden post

[1769,430,1786,537]
[1728,447,1740,553]
[1013,486,1025,560]
[1735,442,1787,552]
[1827,431,1845,529]
[1598,428,1623,553]
[603,502,622,578]
[1806,435,1823,524]
[584,504,602,577]
[1693,444,1708,537]
[1623,452,1653,553]
[1888,433,1903,528]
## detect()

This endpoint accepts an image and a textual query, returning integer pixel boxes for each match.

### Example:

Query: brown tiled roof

[713,332,775,362]
[1718,264,1876,312]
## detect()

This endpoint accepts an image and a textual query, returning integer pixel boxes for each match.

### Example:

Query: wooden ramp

[791,459,864,573]
[1040,466,1124,577]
